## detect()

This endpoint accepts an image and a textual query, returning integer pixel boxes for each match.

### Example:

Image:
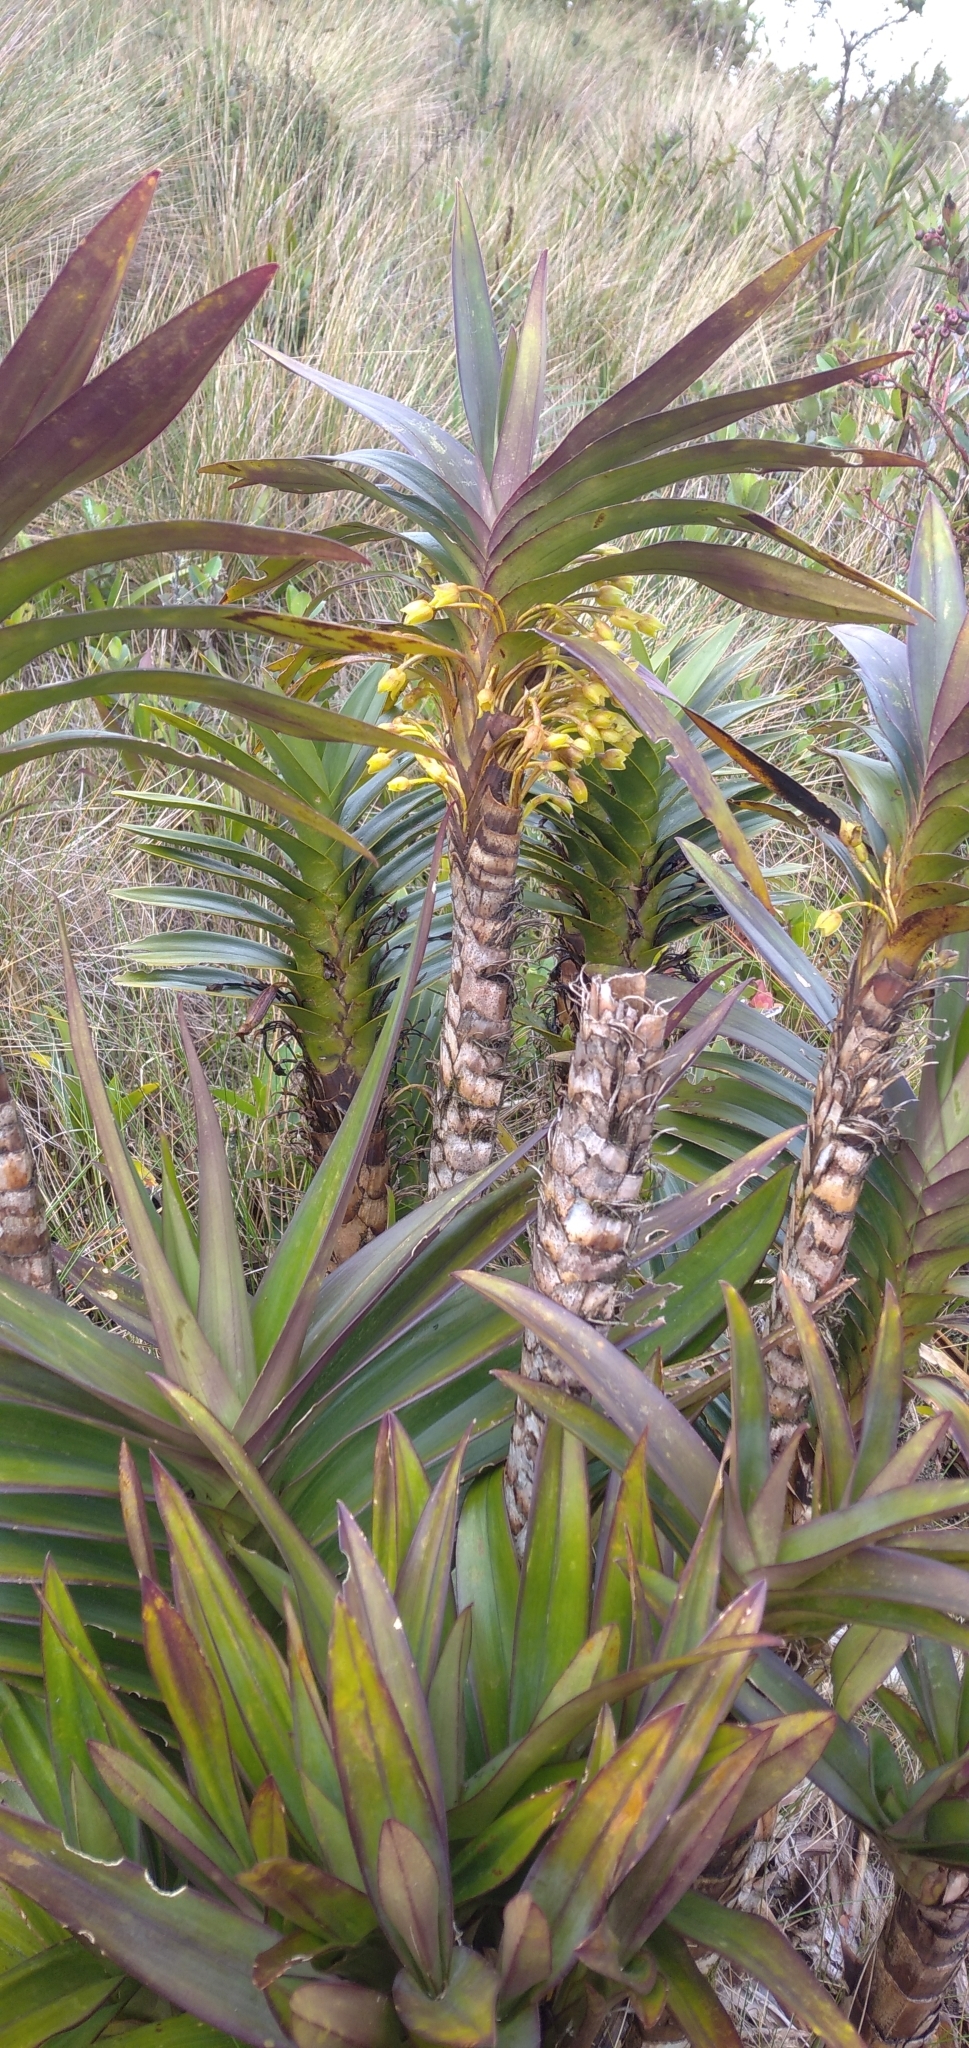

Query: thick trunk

[852,1870,969,2047]
[504,973,666,1549]
[0,1066,58,1294]
[764,955,912,1437]
[302,1060,389,1269]
[428,788,521,1197]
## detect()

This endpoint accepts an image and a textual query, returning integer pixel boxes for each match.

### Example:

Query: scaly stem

[504,973,665,1548]
[428,780,521,1195]
[852,1868,969,2047]
[764,948,913,1436]
[0,1066,58,1294]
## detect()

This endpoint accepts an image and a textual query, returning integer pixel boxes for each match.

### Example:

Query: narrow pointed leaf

[647,1922,744,2048]
[59,922,237,1422]
[491,253,547,508]
[451,1785,573,1904]
[177,1005,256,1402]
[781,1285,854,1508]
[337,1508,445,1823]
[0,520,363,621]
[240,1858,375,1943]
[667,1892,865,2048]
[509,1425,590,1741]
[373,1415,431,1593]
[678,842,837,1023]
[396,1434,469,1690]
[456,1467,519,1760]
[140,1578,252,1863]
[452,189,502,472]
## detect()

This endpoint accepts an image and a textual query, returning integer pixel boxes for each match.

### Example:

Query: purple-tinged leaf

[0,172,159,459]
[89,1741,255,1907]
[524,1708,684,1977]
[677,841,837,1023]
[833,626,921,797]
[140,1577,253,1865]
[0,1809,288,2046]
[548,634,775,912]
[428,1606,473,1809]
[254,339,484,513]
[0,265,277,549]
[378,1818,447,1990]
[724,1708,836,1839]
[458,1269,718,1523]
[636,1127,802,1258]
[241,1857,375,1943]
[118,1440,158,1581]
[248,1777,288,1863]
[851,1285,903,1499]
[498,1892,552,2008]
[452,188,502,475]
[600,1729,771,1955]
[288,1975,400,2048]
[780,1285,854,1509]
[491,253,547,510]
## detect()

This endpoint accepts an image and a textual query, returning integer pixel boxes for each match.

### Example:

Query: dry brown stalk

[428,788,521,1197]
[0,1066,57,1294]
[504,971,666,1547]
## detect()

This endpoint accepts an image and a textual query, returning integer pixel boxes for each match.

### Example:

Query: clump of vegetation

[3,2,969,2042]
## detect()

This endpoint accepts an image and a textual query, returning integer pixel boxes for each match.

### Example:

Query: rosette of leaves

[0,1412,861,2048]
[667,495,969,1432]
[115,664,446,1261]
[207,186,917,1198]
[0,168,374,1295]
[520,621,770,991]
[0,878,536,1690]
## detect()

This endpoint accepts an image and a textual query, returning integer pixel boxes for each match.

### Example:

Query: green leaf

[177,1006,257,1403]
[851,1285,903,1499]
[247,838,443,1390]
[491,254,547,509]
[647,1922,744,2048]
[909,492,968,753]
[0,521,363,622]
[509,1426,590,1741]
[153,1388,337,1688]
[591,1433,659,1670]
[451,1785,573,1904]
[393,1945,498,2048]
[0,1939,122,2048]
[59,921,237,1424]
[548,634,775,913]
[780,1284,854,1510]
[457,1270,718,1526]
[667,1892,865,2048]
[337,1509,445,1822]
[240,1858,375,1944]
[456,1468,519,1760]
[396,1434,468,1692]
[452,188,502,474]
[428,1607,473,1809]
[725,1286,770,1515]
[372,1415,431,1593]
[288,1976,400,2048]
[140,1579,253,1864]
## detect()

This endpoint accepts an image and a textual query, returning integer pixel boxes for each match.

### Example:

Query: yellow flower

[581,681,608,706]
[388,775,418,792]
[815,907,843,937]
[567,773,589,802]
[402,599,436,625]
[367,749,395,773]
[596,583,628,610]
[431,583,461,608]
[378,666,408,697]
[600,748,626,768]
[635,613,663,637]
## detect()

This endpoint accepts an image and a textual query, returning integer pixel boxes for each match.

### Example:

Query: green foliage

[0,1421,858,2048]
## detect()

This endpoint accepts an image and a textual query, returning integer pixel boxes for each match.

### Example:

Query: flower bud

[377,666,408,697]
[366,749,395,773]
[567,773,589,802]
[814,908,843,937]
[431,583,461,608]
[402,599,436,625]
